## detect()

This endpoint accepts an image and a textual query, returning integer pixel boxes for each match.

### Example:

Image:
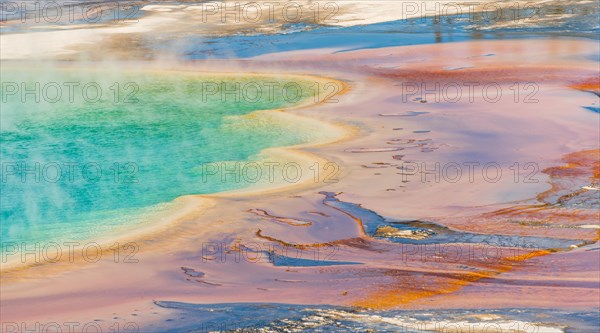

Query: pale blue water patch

[148,301,599,332]
[182,19,475,59]
[269,252,362,267]
[584,106,600,113]
[0,67,326,250]
[180,6,600,59]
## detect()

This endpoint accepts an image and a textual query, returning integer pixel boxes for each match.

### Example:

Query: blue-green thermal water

[0,67,329,252]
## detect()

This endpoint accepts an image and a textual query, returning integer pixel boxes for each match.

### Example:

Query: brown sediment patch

[196,280,222,286]
[485,205,599,225]
[570,77,600,96]
[371,66,597,85]
[247,208,313,226]
[352,250,551,309]
[345,147,404,153]
[255,229,353,250]
[541,149,600,185]
[308,211,330,217]
[274,279,307,283]
[255,228,382,253]
[387,138,445,153]
[181,267,205,278]
[333,238,383,252]
[538,150,600,211]
[362,163,391,169]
